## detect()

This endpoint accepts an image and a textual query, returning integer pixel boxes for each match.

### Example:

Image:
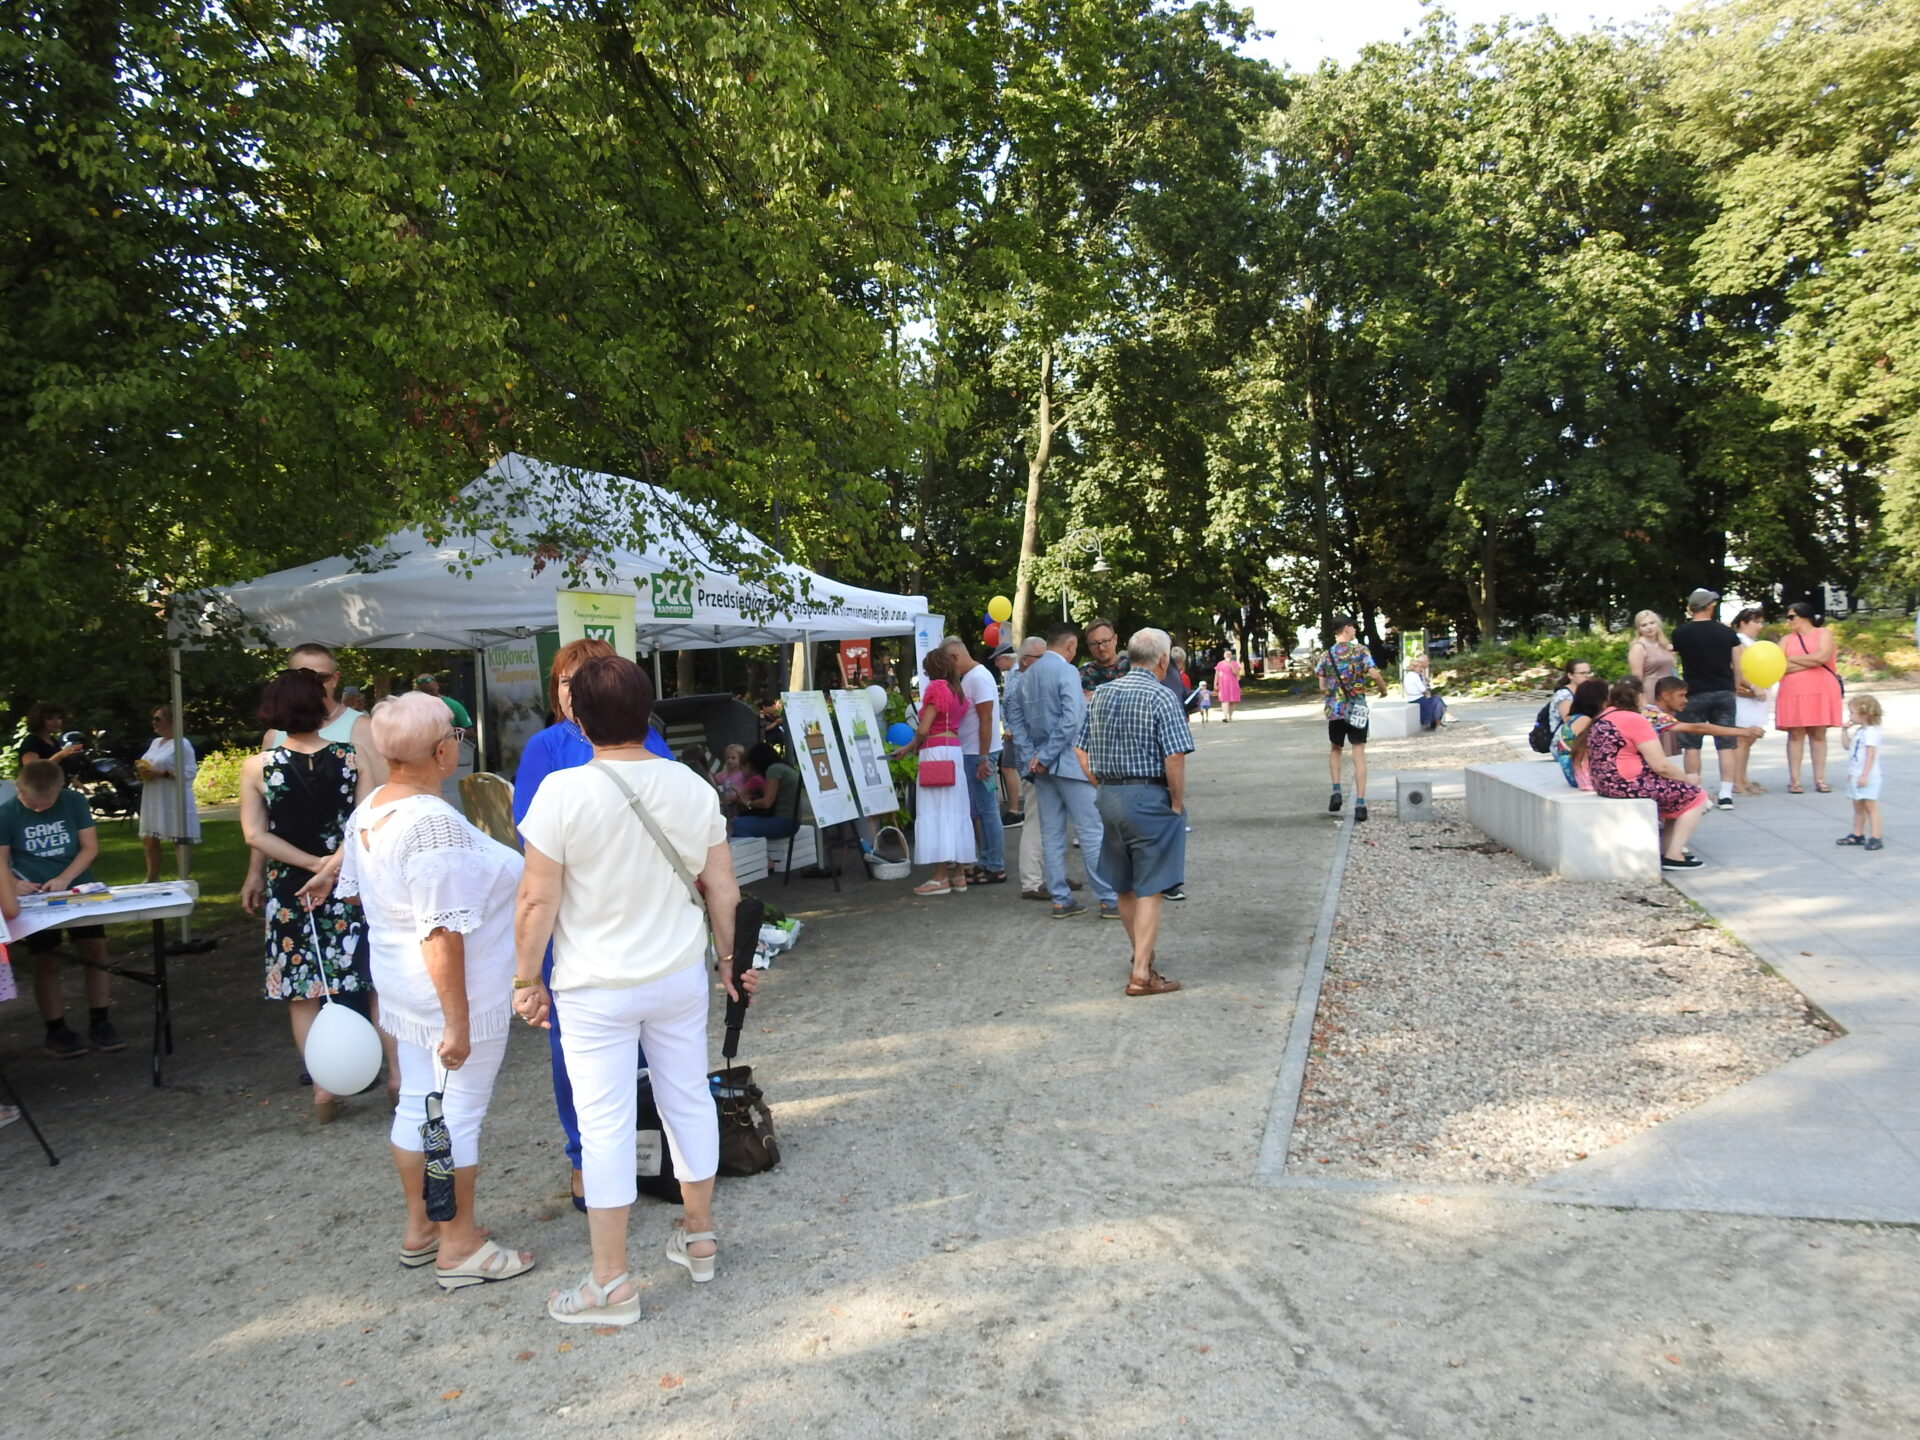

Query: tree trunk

[675,649,696,697]
[1010,348,1057,645]
[1467,525,1498,641]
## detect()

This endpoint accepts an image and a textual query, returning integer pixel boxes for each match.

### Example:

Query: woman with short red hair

[513,638,673,1211]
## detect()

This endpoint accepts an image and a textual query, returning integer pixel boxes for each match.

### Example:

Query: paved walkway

[1455,692,1920,1222]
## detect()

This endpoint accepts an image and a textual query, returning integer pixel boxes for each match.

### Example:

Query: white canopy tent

[164,453,928,801]
[178,452,927,651]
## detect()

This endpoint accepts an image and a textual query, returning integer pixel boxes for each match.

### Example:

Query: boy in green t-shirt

[0,760,120,1058]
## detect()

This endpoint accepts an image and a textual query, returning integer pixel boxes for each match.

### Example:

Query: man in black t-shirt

[1670,588,1743,809]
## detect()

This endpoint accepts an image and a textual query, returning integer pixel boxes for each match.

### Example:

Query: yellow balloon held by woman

[987,594,1013,624]
[1740,638,1786,689]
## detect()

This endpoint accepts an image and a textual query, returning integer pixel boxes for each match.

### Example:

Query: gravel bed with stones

[1290,727,1833,1186]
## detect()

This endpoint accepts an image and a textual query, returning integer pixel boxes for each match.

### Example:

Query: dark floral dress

[1586,714,1705,821]
[262,744,369,1001]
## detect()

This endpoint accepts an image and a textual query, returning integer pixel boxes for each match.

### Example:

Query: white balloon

[866,684,890,716]
[303,1001,385,1096]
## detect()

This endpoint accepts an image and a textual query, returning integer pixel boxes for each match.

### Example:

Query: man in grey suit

[1005,621,1118,919]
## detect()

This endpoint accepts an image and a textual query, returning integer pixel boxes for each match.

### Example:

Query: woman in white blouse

[336,692,535,1292]
[513,655,754,1327]
[137,705,200,881]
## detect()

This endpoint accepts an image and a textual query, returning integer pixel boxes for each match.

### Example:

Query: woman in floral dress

[240,668,372,1120]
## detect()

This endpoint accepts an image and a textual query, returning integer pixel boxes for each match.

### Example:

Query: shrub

[194,746,251,806]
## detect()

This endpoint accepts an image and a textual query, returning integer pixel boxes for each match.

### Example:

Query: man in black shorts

[1671,588,1743,810]
[1315,616,1387,822]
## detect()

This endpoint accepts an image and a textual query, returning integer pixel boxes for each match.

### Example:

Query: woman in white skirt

[513,655,754,1327]
[891,646,976,895]
[1732,608,1773,795]
[335,692,535,1291]
[137,705,200,881]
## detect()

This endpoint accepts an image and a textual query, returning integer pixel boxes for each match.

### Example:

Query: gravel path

[1291,723,1832,1186]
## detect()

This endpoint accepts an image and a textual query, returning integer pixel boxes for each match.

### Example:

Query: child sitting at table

[715,742,761,814]
[0,760,122,1058]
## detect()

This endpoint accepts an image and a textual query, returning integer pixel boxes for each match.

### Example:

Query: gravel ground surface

[10,707,1920,1438]
[1291,723,1833,1186]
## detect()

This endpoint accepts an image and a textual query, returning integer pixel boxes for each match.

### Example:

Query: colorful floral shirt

[1316,640,1378,721]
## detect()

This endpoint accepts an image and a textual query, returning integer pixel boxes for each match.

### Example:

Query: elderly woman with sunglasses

[335,693,535,1292]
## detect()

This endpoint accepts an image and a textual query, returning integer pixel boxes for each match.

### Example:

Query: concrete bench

[1465,761,1660,882]
[1366,701,1421,741]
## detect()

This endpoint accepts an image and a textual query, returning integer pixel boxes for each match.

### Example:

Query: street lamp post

[1058,530,1110,622]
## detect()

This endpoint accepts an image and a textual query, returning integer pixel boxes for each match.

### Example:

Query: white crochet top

[336,793,523,1049]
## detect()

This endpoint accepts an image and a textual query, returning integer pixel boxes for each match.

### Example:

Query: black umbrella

[722,895,766,1063]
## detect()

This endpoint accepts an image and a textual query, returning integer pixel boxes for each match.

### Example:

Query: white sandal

[666,1227,718,1284]
[548,1270,643,1326]
[434,1238,535,1291]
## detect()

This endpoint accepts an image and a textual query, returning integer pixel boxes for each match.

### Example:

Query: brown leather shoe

[1021,888,1050,900]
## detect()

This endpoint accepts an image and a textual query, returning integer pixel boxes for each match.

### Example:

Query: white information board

[829,690,901,819]
[779,690,860,828]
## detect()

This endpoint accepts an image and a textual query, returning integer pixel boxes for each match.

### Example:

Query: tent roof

[181,454,927,651]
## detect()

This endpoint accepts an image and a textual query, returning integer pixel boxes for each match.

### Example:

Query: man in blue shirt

[1081,629,1193,995]
[1005,622,1118,919]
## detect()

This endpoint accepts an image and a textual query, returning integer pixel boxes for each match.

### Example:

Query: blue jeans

[964,750,1005,873]
[1034,771,1116,905]
[544,946,645,1171]
[733,813,799,839]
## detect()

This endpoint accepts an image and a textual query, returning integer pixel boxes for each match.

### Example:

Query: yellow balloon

[1740,639,1786,689]
[987,594,1013,623]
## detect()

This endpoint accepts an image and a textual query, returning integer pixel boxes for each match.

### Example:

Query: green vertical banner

[557,590,637,660]
[1401,629,1427,672]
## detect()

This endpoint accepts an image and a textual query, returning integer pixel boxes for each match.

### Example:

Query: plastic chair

[458,772,520,850]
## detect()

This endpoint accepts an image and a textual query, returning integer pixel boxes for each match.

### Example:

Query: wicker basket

[865,823,912,881]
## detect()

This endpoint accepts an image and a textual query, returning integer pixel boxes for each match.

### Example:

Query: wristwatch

[513,977,537,990]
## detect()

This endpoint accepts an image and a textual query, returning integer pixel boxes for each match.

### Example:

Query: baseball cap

[340,685,362,698]
[986,643,1014,661]
[1686,588,1720,611]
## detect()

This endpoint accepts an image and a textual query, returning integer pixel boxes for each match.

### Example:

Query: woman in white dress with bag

[335,692,536,1291]
[512,656,755,1327]
[1731,607,1773,795]
[137,705,200,881]
[888,646,976,895]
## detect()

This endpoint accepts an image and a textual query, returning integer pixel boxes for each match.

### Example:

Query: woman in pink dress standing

[1775,601,1845,793]
[1213,650,1244,723]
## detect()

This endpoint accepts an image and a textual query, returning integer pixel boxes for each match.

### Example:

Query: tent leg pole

[167,624,193,942]
[473,646,489,775]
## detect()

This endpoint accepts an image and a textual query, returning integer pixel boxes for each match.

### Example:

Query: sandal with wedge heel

[666,1226,718,1284]
[549,1270,643,1325]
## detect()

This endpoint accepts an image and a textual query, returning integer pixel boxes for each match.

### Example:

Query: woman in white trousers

[514,655,755,1326]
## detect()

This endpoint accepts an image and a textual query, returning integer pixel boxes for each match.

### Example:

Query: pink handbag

[917,758,957,788]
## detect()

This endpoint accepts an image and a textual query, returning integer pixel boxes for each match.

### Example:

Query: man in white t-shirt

[943,636,1005,882]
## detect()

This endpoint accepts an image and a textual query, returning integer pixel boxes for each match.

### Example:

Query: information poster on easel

[828,690,901,818]
[779,690,860,827]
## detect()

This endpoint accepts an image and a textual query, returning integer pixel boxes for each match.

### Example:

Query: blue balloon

[886,722,915,747]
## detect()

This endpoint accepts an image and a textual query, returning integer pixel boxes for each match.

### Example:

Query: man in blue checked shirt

[1080,627,1194,996]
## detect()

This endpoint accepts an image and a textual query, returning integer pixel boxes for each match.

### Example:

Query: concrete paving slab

[1508,689,1920,1221]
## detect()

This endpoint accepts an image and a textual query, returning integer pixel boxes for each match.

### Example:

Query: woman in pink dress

[1213,651,1244,723]
[1775,601,1845,793]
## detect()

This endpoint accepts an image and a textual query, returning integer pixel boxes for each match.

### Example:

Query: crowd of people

[1548,589,1883,864]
